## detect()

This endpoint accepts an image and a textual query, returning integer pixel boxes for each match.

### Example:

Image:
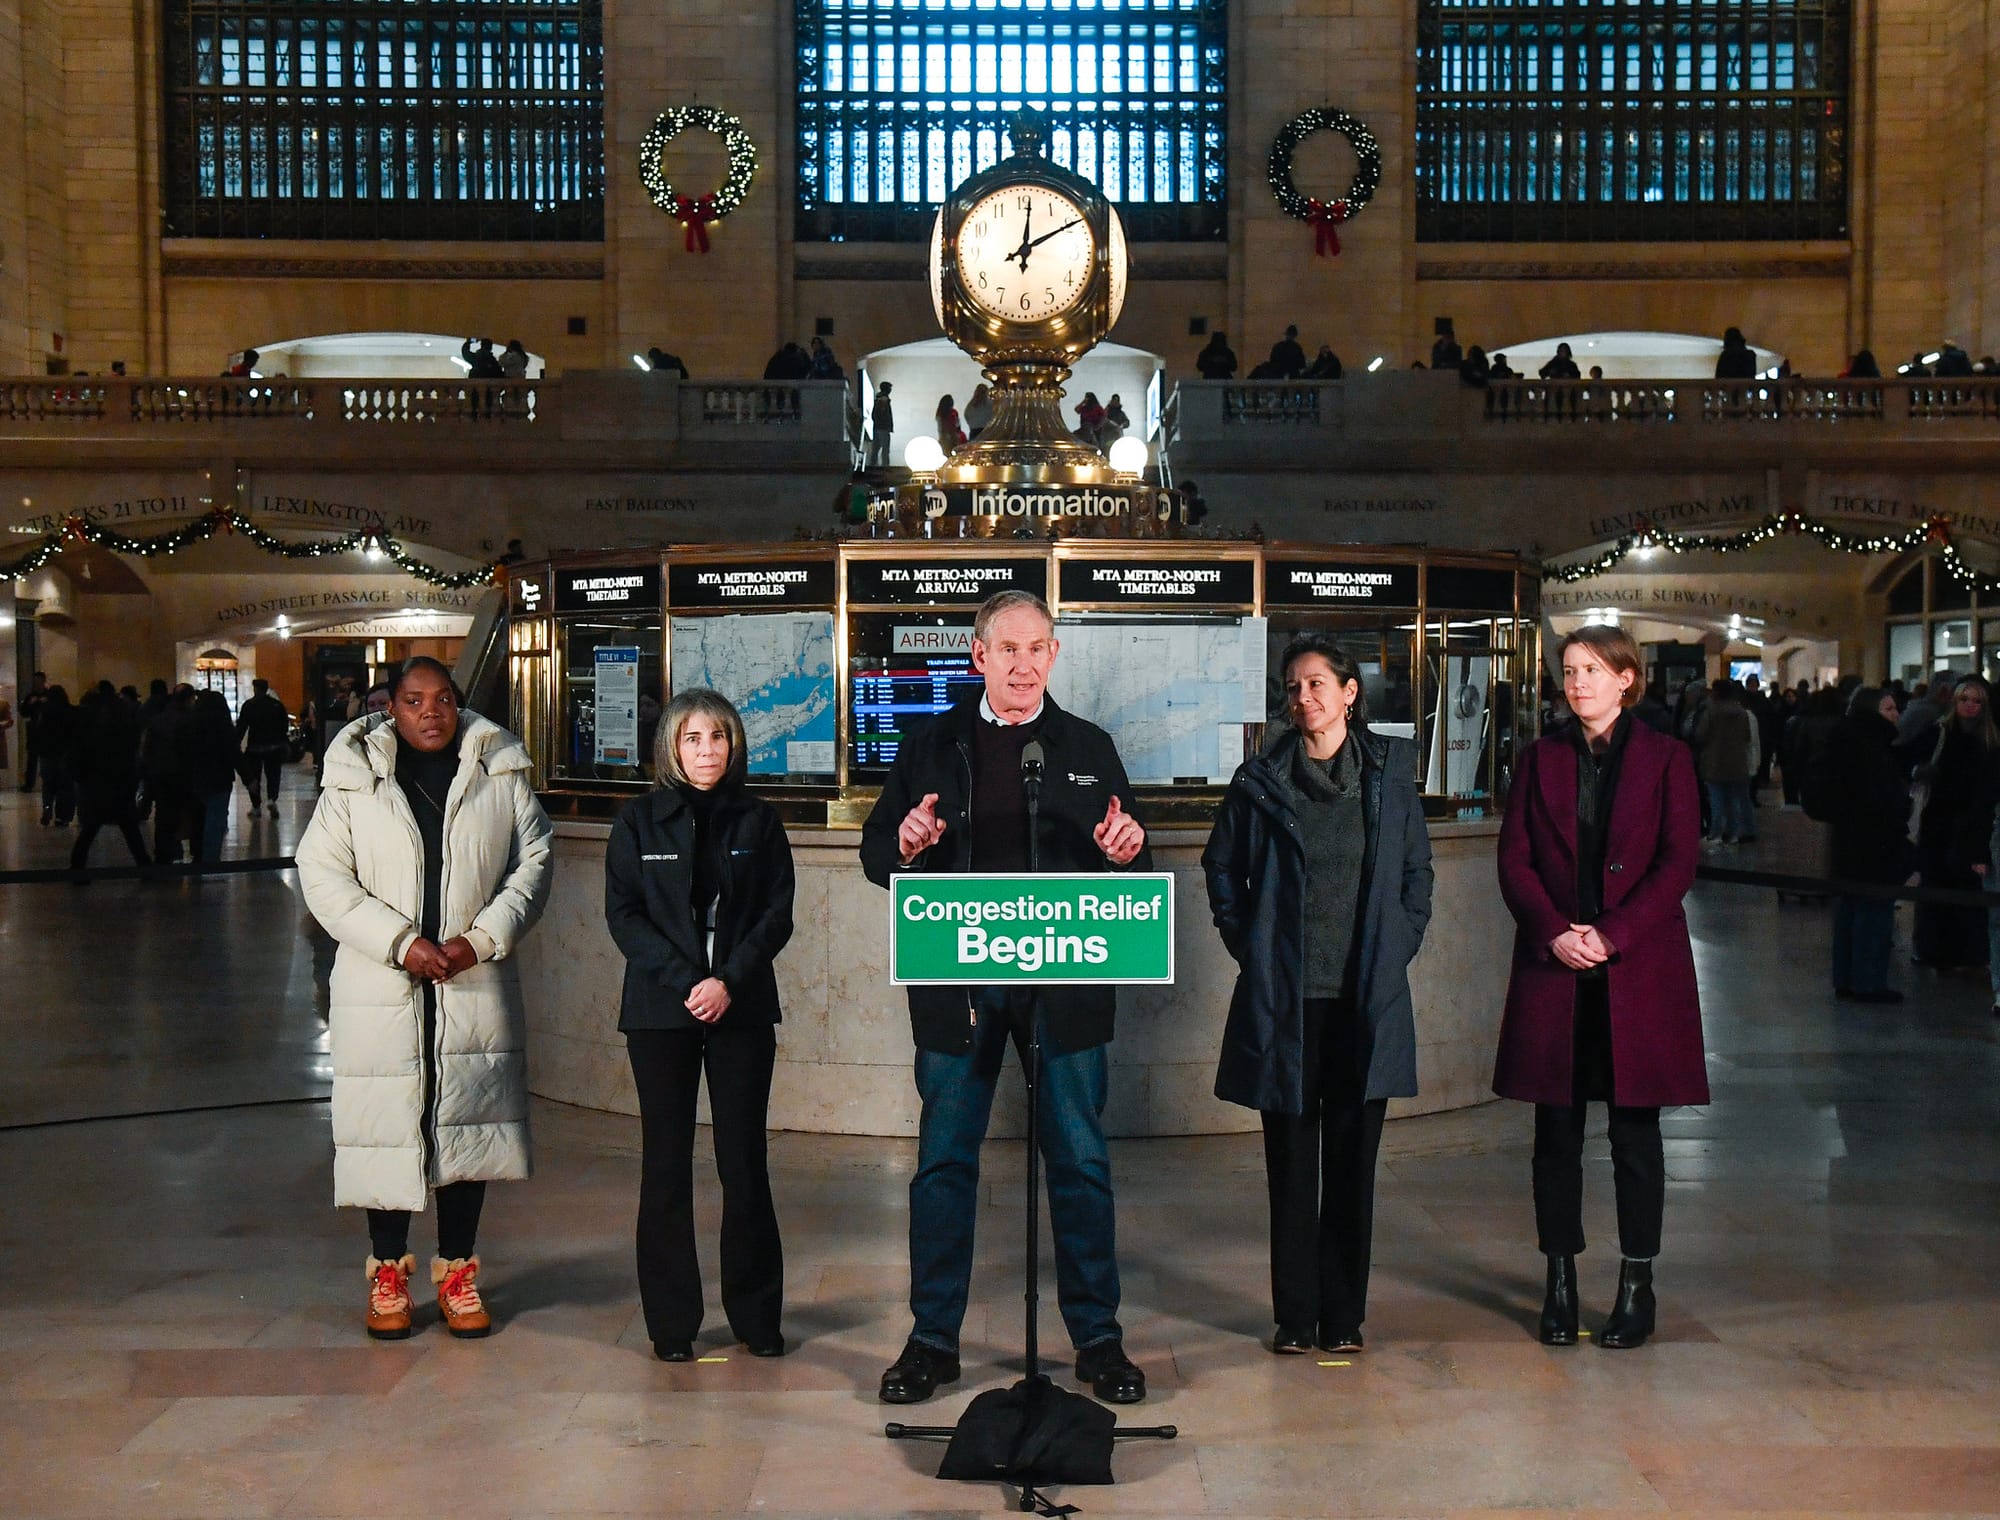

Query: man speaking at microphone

[861,589,1151,1407]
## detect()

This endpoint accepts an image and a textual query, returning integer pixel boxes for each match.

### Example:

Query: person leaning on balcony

[1714,327,1758,379]
[1495,623,1707,1354]
[1202,634,1433,1357]
[296,656,553,1343]
[1537,343,1581,381]
[1195,330,1238,379]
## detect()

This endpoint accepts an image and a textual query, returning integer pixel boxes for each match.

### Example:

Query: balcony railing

[1479,377,2000,425]
[0,375,859,459]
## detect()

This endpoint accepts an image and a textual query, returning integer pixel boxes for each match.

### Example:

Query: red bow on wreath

[674,193,718,254]
[1305,198,1350,256]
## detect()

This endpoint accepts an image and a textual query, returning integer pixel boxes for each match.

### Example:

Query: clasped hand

[402,935,477,982]
[1550,923,1616,971]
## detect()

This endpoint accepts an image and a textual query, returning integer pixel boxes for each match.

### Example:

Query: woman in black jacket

[1903,675,2000,967]
[1202,635,1434,1354]
[604,688,796,1363]
[1819,687,1912,1002]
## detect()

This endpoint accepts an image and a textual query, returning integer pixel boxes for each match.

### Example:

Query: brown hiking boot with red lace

[432,1255,492,1338]
[366,1254,416,1340]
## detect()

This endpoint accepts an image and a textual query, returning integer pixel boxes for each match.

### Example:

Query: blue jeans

[1832,896,1896,995]
[909,988,1121,1355]
[1706,780,1755,841]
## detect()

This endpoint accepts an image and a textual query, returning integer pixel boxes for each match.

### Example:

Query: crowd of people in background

[1190,323,2000,387]
[6,672,317,876]
[1542,664,2000,1018]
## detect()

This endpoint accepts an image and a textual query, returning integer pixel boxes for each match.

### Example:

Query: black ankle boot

[1538,1254,1579,1346]
[1597,1259,1656,1349]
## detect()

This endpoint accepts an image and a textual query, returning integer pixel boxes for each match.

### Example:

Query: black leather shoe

[1317,1327,1364,1353]
[1539,1254,1580,1346]
[1597,1259,1656,1349]
[878,1340,959,1404]
[653,1339,694,1362]
[1075,1340,1146,1404]
[1271,1327,1314,1355]
[744,1336,787,1358]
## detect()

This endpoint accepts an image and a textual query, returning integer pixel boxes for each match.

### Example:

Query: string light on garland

[1546,509,2000,595]
[638,104,758,253]
[2,508,502,589]
[1268,107,1382,257]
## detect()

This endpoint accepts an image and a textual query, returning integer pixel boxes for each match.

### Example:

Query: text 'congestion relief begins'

[890,874,1176,984]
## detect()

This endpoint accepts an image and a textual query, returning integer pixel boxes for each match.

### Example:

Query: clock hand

[1012,203,1034,272]
[1024,217,1083,252]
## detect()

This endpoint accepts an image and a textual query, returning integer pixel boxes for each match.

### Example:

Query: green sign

[890,873,1176,985]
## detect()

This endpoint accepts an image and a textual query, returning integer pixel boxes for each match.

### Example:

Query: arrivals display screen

[848,616,982,774]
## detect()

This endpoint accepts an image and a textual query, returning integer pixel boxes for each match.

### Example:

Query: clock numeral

[1020,292,1031,312]
[1045,288,1056,305]
[996,288,1005,304]
[977,270,987,289]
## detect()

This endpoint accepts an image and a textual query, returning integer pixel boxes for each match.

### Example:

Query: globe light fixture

[904,435,947,476]
[1107,436,1148,479]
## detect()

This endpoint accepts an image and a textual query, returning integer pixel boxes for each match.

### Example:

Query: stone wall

[0,0,1991,384]
[1941,0,2000,357]
[0,0,67,370]
[520,823,1514,1136]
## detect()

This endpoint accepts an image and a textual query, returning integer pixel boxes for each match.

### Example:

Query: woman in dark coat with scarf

[1817,687,1913,1002]
[1203,635,1434,1354]
[1902,674,2000,968]
[604,688,796,1363]
[1496,624,1705,1351]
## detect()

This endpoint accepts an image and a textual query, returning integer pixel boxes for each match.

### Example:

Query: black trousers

[247,748,284,802]
[1531,980,1664,1259]
[150,779,195,863]
[1261,995,1388,1338]
[626,1023,783,1346]
[367,1181,486,1261]
[70,794,150,870]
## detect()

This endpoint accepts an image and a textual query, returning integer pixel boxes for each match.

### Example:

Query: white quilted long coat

[297,711,554,1210]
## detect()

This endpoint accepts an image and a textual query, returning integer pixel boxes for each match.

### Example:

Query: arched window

[1415,0,1850,242]
[163,0,605,240]
[794,0,1227,243]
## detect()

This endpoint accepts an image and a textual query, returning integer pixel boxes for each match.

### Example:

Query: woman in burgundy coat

[1496,624,1707,1351]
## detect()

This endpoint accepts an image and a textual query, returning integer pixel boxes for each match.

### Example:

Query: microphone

[1020,739,1045,793]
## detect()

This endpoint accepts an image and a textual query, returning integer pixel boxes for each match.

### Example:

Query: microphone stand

[1020,752,1044,1399]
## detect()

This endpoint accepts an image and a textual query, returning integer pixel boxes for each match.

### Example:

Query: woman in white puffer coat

[297,656,553,1341]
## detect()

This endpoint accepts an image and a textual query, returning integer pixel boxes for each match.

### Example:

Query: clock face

[953,185,1097,324]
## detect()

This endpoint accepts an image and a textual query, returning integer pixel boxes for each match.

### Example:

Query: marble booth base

[519,823,1509,1138]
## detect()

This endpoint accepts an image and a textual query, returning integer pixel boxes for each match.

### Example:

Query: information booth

[502,540,1538,1138]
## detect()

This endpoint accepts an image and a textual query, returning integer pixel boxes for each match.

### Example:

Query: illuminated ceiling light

[1367,356,1385,372]
[1107,436,1148,477]
[904,435,946,475]
[632,353,652,370]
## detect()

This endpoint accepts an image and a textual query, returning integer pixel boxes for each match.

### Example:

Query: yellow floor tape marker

[1316,1360,1353,1368]
[697,1356,730,1363]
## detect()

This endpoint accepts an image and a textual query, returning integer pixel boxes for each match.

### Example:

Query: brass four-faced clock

[927,115,1129,486]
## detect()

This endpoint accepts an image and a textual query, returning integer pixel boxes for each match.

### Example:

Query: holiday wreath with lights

[638,104,759,253]
[1268,107,1382,256]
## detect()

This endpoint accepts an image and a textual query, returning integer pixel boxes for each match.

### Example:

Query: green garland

[2,507,500,589]
[1547,509,2000,593]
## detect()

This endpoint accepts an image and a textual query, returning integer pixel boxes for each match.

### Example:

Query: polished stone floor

[4,783,2000,1517]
